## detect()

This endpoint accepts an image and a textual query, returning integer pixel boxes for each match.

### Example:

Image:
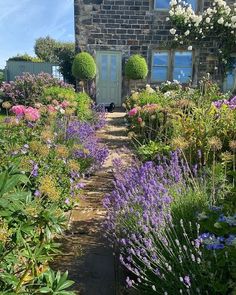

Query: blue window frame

[154,0,197,10]
[151,51,169,82]
[173,51,192,83]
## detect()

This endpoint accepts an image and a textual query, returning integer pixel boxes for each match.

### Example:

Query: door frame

[95,50,122,106]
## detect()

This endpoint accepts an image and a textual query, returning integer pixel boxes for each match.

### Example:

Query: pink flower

[11,105,26,116]
[137,117,143,123]
[128,108,138,117]
[48,105,57,113]
[24,107,40,122]
[60,100,70,108]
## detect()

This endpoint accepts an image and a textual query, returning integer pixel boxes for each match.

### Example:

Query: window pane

[101,55,108,81]
[110,55,117,81]
[154,0,169,9]
[153,52,168,66]
[152,67,168,82]
[174,52,192,67]
[173,68,192,83]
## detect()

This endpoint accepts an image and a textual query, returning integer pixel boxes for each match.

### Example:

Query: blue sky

[0,0,74,68]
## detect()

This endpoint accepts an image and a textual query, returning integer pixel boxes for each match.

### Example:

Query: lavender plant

[104,152,235,294]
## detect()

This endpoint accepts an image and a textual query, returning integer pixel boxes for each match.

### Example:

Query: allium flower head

[208,137,222,151]
[2,101,11,109]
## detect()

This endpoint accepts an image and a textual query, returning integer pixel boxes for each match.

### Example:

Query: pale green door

[96,51,122,106]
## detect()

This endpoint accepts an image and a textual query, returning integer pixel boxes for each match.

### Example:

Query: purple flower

[34,190,41,197]
[183,275,191,288]
[206,243,224,250]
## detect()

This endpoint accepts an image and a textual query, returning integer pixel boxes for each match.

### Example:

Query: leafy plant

[72,52,96,84]
[125,54,148,81]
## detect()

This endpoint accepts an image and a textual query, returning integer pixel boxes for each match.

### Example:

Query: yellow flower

[229,140,236,152]
[208,137,222,151]
[55,145,69,158]
[68,160,80,172]
[0,220,11,244]
[39,176,60,201]
[29,141,41,153]
[221,152,233,163]
[20,157,32,172]
[2,101,12,109]
[41,130,54,142]
[65,108,75,116]
[172,136,189,150]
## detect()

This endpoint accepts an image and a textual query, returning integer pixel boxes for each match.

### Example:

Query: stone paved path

[53,111,133,295]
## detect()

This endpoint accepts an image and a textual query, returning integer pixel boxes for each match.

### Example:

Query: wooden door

[96,51,122,106]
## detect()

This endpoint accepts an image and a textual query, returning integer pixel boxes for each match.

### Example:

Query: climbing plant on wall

[168,0,236,75]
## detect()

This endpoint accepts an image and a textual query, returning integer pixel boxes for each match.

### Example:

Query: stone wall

[74,0,235,97]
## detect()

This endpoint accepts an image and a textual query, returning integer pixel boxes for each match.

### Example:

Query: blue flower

[206,243,224,250]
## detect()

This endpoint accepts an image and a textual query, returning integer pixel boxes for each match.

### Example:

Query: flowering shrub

[169,0,236,71]
[104,153,236,294]
[0,72,73,106]
[0,165,75,293]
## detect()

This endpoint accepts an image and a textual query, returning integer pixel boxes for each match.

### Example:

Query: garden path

[53,110,134,295]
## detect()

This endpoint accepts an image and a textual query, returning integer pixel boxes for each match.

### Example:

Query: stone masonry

[74,0,235,98]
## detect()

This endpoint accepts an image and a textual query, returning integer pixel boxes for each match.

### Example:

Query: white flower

[184,30,190,36]
[170,28,177,35]
[217,17,224,24]
[170,0,177,6]
[188,45,193,51]
[206,17,211,24]
[231,16,236,23]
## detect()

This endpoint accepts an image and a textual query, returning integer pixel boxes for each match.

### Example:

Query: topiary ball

[125,54,148,80]
[72,52,96,81]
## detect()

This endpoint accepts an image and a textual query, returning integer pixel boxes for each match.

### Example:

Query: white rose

[170,0,177,6]
[188,46,193,51]
[217,17,224,24]
[184,30,190,36]
[231,16,236,23]
[206,17,211,24]
[170,28,177,35]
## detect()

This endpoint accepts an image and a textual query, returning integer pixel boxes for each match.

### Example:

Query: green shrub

[72,52,96,81]
[125,54,148,80]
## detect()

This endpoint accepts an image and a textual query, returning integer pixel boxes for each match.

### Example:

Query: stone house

[74,0,236,106]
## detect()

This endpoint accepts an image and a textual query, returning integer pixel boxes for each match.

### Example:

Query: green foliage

[125,54,148,80]
[0,69,4,85]
[34,36,59,63]
[137,141,171,161]
[0,163,74,293]
[76,92,93,121]
[8,54,43,63]
[34,36,76,85]
[55,43,75,85]
[43,86,77,104]
[72,52,96,81]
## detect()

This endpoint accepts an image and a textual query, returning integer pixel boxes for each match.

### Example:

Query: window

[223,56,236,92]
[151,50,193,84]
[154,0,197,11]
[52,66,63,81]
[173,51,192,83]
[151,51,169,82]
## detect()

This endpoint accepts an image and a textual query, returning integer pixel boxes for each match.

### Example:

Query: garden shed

[5,60,63,82]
